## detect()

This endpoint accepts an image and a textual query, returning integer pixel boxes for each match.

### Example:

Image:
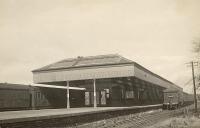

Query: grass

[149,107,200,128]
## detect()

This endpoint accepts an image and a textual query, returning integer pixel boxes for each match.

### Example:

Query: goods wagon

[163,88,183,110]
[163,88,194,110]
[0,83,50,111]
[0,83,86,111]
[182,92,194,106]
[0,83,31,111]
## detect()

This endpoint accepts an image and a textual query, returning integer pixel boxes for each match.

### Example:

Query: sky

[0,0,200,93]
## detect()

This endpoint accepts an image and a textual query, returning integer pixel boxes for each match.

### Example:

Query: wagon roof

[0,83,30,90]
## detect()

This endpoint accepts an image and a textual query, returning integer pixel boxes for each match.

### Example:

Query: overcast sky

[0,0,200,93]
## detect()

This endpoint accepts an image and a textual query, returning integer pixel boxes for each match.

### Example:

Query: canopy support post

[93,79,97,108]
[66,81,70,109]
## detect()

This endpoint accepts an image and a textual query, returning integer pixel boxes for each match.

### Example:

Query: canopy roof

[33,54,133,72]
[32,54,182,91]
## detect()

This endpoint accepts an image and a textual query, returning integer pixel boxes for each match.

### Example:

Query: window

[85,92,90,105]
[101,91,106,105]
[126,91,135,99]
[105,89,110,98]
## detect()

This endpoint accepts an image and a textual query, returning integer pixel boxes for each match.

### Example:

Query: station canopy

[32,54,182,91]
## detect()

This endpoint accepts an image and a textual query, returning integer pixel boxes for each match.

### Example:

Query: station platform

[0,104,162,124]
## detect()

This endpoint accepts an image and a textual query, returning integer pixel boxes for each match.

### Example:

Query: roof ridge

[50,54,120,63]
[78,54,120,60]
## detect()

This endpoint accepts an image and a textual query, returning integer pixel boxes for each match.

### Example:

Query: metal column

[66,81,70,109]
[93,79,97,108]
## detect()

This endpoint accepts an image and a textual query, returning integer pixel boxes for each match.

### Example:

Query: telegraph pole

[191,61,198,113]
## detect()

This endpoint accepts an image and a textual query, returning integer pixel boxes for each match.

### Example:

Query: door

[111,86,123,106]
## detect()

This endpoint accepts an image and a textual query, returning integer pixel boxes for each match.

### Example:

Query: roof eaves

[133,62,181,88]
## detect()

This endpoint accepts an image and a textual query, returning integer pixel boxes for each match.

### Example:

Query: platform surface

[0,104,162,124]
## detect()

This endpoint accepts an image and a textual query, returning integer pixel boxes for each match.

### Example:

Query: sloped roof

[32,54,133,72]
[32,54,182,91]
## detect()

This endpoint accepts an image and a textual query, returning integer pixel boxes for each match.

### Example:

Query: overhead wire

[183,78,193,87]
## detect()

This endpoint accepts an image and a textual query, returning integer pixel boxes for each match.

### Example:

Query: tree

[193,40,200,55]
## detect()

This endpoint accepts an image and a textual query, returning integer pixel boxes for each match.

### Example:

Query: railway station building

[32,54,182,108]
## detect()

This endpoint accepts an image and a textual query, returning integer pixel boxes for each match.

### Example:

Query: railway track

[72,106,193,128]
